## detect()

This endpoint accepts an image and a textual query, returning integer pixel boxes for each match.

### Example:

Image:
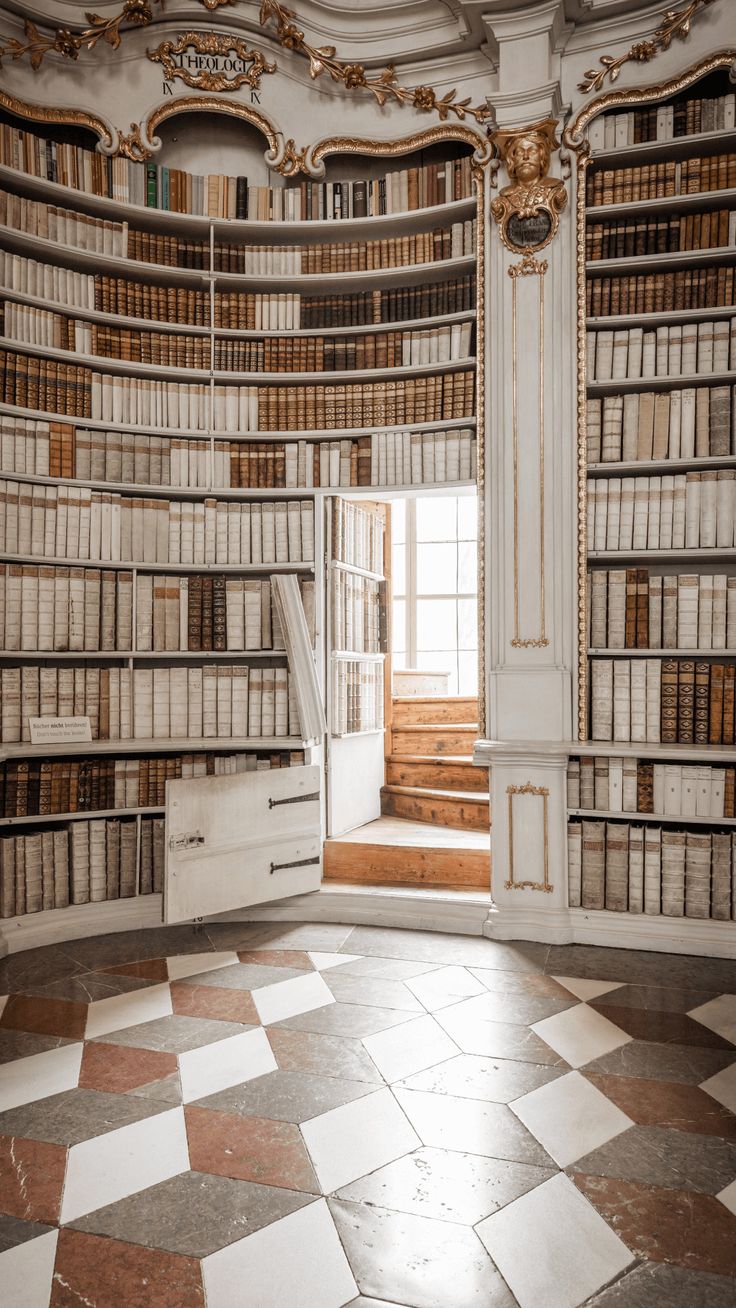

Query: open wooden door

[164,764,321,923]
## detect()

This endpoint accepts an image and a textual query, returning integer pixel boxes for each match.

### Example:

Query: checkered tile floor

[1,921,736,1307]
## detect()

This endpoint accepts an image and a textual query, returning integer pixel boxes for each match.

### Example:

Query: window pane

[390,499,406,545]
[458,651,479,696]
[392,598,406,654]
[457,497,478,541]
[416,598,457,651]
[457,541,477,592]
[458,597,478,648]
[416,496,457,542]
[416,651,458,695]
[391,543,406,595]
[416,542,458,595]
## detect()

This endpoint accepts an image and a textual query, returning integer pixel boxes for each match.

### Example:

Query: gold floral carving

[273,138,309,176]
[505,783,552,892]
[490,119,567,255]
[116,122,152,161]
[148,31,276,93]
[258,0,491,126]
[0,0,159,71]
[578,0,717,95]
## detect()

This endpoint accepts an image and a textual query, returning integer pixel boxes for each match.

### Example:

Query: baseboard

[485,904,736,958]
[212,884,492,937]
[0,895,164,955]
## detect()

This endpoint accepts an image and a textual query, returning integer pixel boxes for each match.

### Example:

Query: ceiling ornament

[258,0,492,126]
[0,0,161,71]
[147,31,276,93]
[578,0,717,95]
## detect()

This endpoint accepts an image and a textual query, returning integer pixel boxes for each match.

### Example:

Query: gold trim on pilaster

[474,163,487,737]
[505,782,552,892]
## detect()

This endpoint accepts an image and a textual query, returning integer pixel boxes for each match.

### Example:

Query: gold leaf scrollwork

[148,31,276,93]
[258,0,491,125]
[0,0,161,71]
[116,121,153,161]
[578,0,716,95]
[274,138,309,176]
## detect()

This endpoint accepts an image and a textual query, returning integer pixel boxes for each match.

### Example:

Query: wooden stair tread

[393,722,477,731]
[327,815,490,851]
[388,753,475,764]
[382,784,489,803]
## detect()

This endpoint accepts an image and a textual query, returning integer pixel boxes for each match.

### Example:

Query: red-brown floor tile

[0,1134,67,1223]
[0,994,87,1041]
[100,958,169,982]
[238,949,315,970]
[573,1174,736,1277]
[79,1043,178,1094]
[185,1104,319,1193]
[170,982,259,1024]
[586,1073,736,1139]
[590,1003,735,1050]
[51,1228,205,1308]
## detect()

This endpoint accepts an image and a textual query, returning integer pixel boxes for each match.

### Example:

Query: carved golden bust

[490,119,567,253]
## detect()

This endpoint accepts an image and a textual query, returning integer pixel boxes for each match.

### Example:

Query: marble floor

[1,922,736,1308]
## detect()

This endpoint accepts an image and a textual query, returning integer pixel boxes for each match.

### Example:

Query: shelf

[586,245,736,276]
[2,471,321,501]
[0,554,314,574]
[0,650,288,661]
[589,128,736,167]
[0,736,310,762]
[0,284,212,335]
[331,728,385,739]
[588,549,736,564]
[587,369,736,397]
[568,808,736,826]
[0,806,164,827]
[331,651,385,661]
[0,227,210,287]
[573,741,736,762]
[586,186,736,220]
[588,455,736,478]
[589,649,735,658]
[330,560,385,582]
[587,306,736,331]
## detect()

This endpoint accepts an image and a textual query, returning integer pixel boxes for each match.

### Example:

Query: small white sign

[29,716,92,745]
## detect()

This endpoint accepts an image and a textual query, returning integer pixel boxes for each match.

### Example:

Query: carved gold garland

[0,0,160,70]
[579,0,717,94]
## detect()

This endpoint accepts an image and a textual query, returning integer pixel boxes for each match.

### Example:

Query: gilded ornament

[578,0,716,95]
[116,121,152,161]
[505,783,552,892]
[274,138,309,176]
[0,0,159,70]
[148,32,276,94]
[490,119,567,255]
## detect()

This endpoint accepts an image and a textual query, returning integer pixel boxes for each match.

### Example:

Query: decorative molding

[509,249,548,651]
[505,782,552,893]
[474,162,487,739]
[578,0,717,96]
[0,88,116,151]
[147,31,276,94]
[273,138,309,176]
[0,0,160,72]
[258,0,492,126]
[490,119,567,256]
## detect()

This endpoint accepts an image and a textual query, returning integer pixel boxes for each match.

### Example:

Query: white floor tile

[179,1027,277,1104]
[301,1088,420,1193]
[202,1198,357,1308]
[717,1178,736,1215]
[700,1061,736,1113]
[252,971,335,1025]
[0,1042,82,1112]
[0,1229,58,1308]
[532,1003,631,1069]
[688,995,736,1045]
[59,1105,189,1223]
[511,1070,633,1167]
[166,951,240,981]
[362,1014,458,1083]
[308,952,361,971]
[552,977,624,1002]
[476,1172,634,1308]
[85,982,173,1040]
[406,965,487,1011]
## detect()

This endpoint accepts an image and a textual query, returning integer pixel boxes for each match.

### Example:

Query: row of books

[0,818,162,917]
[0,128,473,217]
[331,574,384,654]
[587,322,736,382]
[1,305,474,374]
[0,482,315,565]
[588,569,736,652]
[0,419,476,490]
[586,154,736,206]
[587,210,736,261]
[588,94,736,150]
[0,188,127,256]
[125,223,475,273]
[568,756,735,819]
[590,657,736,744]
[1,566,314,654]
[586,386,734,465]
[567,820,736,919]
[586,265,735,317]
[0,750,304,818]
[331,499,384,573]
[0,664,301,742]
[139,158,474,220]
[586,471,736,552]
[332,660,384,735]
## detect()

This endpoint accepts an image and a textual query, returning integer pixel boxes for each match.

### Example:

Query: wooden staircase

[323,694,490,890]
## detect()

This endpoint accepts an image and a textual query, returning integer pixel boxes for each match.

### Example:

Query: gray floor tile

[569,1124,736,1194]
[583,1040,736,1084]
[586,1261,736,1307]
[328,958,441,981]
[183,962,310,991]
[60,926,213,971]
[0,1030,75,1066]
[0,1214,54,1253]
[0,1086,168,1145]
[0,945,84,994]
[545,945,736,995]
[193,1068,373,1122]
[93,1014,252,1053]
[435,1007,568,1065]
[272,1002,415,1039]
[393,1088,553,1167]
[592,984,721,1014]
[22,971,157,1003]
[344,929,547,974]
[324,974,426,1013]
[267,1028,385,1085]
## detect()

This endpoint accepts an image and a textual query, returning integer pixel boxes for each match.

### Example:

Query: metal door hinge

[169,831,205,852]
[268,791,320,809]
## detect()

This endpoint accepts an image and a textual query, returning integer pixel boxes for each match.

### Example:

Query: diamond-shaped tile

[396,1053,563,1103]
[405,966,487,1011]
[178,1028,276,1104]
[0,1134,66,1223]
[79,1043,178,1094]
[362,1015,458,1083]
[0,1227,57,1308]
[570,1125,736,1195]
[251,972,335,1026]
[552,977,624,1002]
[59,1106,190,1223]
[308,952,362,971]
[300,1088,419,1193]
[166,953,240,982]
[193,1069,372,1123]
[185,1105,319,1193]
[689,996,736,1046]
[85,984,173,1040]
[0,1044,83,1113]
[512,1070,633,1167]
[701,1063,736,1114]
[532,1004,632,1069]
[52,1227,204,1307]
[717,1179,736,1216]
[393,1088,551,1166]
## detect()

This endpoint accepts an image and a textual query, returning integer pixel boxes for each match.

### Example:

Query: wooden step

[324,816,490,890]
[381,784,489,831]
[392,696,478,726]
[391,724,478,755]
[386,754,487,793]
